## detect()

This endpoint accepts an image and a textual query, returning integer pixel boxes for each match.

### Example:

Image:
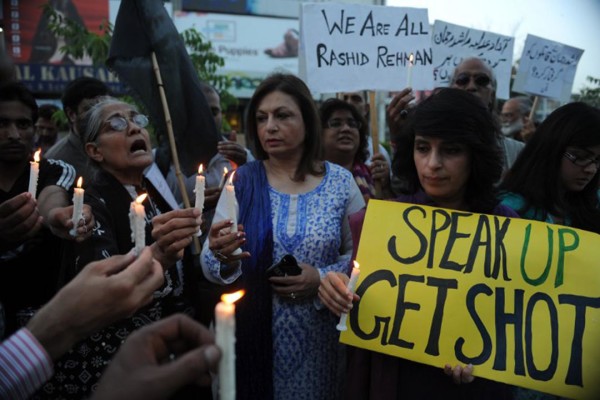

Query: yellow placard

[341,200,600,399]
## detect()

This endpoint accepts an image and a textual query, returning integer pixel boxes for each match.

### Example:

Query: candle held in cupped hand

[28,149,41,199]
[69,177,84,236]
[129,193,147,255]
[337,260,361,331]
[215,290,244,400]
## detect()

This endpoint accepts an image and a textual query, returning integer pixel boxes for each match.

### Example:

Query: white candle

[194,164,205,212]
[225,171,237,234]
[215,290,244,400]
[69,177,84,236]
[218,167,229,190]
[129,193,147,255]
[28,149,41,199]
[406,53,414,88]
[337,261,361,331]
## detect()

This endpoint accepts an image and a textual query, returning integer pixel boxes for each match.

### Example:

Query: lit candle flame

[76,177,83,188]
[198,164,204,174]
[227,170,236,186]
[224,166,229,175]
[135,193,147,204]
[221,290,245,304]
[33,149,41,162]
[353,260,360,270]
[409,53,414,65]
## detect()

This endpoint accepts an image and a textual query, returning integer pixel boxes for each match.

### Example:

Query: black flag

[107,0,220,176]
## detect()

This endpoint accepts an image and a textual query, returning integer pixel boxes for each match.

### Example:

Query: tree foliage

[42,3,236,109]
[572,76,600,108]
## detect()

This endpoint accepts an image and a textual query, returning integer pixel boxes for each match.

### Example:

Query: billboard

[175,11,299,98]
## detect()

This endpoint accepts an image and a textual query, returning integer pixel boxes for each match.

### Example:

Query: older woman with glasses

[500,102,600,235]
[43,97,202,399]
[320,98,394,201]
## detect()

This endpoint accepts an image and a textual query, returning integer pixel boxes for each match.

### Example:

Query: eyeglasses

[454,74,492,88]
[327,118,361,129]
[0,117,33,130]
[105,114,149,132]
[564,151,600,169]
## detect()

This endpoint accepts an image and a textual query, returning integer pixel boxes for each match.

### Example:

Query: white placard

[512,34,583,102]
[431,20,514,100]
[300,3,434,93]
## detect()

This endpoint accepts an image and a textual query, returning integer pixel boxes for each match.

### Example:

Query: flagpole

[151,51,200,254]
[368,91,382,198]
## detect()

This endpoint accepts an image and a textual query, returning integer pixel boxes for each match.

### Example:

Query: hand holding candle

[28,149,41,199]
[129,193,147,255]
[69,177,84,236]
[224,171,243,256]
[337,261,360,331]
[215,290,245,400]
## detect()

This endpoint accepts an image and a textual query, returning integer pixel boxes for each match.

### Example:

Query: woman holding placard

[319,88,518,399]
[45,97,203,400]
[201,73,364,399]
[500,102,600,234]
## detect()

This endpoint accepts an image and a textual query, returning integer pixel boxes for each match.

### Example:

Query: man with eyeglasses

[450,57,525,175]
[0,81,94,337]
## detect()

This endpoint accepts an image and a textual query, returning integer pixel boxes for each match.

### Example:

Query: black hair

[0,81,38,122]
[500,102,600,233]
[38,104,59,120]
[393,87,503,213]
[61,77,109,113]
[319,98,369,164]
[246,73,323,181]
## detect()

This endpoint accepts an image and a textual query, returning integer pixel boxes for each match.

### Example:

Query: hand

[369,154,391,185]
[444,363,475,385]
[218,138,247,167]
[0,192,42,245]
[387,88,415,139]
[27,247,164,360]
[91,314,221,400]
[318,271,359,316]
[151,208,202,268]
[521,117,536,142]
[204,187,221,210]
[207,219,250,264]
[269,262,321,300]
[46,204,94,242]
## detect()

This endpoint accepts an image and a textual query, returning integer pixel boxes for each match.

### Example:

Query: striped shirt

[0,328,53,400]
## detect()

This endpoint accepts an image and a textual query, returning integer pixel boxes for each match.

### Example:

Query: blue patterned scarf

[234,161,274,399]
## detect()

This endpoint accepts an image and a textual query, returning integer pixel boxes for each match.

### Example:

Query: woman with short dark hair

[319,98,393,201]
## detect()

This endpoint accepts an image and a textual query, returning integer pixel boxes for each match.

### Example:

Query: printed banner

[341,200,600,399]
